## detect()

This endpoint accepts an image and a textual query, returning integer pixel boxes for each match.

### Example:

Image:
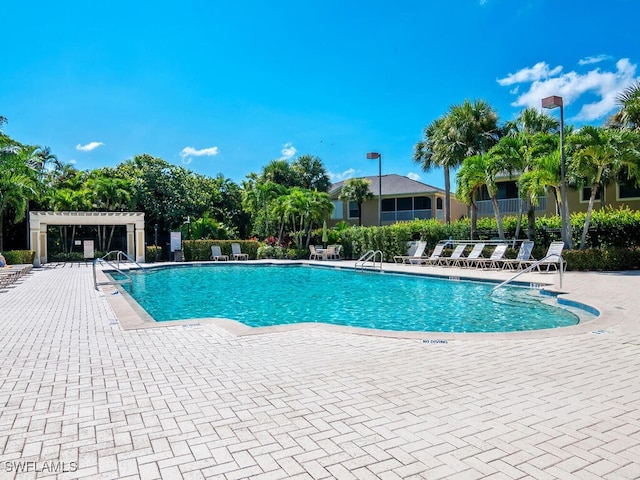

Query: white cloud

[407,172,421,181]
[179,146,219,165]
[498,58,639,121]
[329,168,356,182]
[179,146,219,158]
[280,142,297,160]
[497,62,563,86]
[76,141,104,152]
[579,55,612,66]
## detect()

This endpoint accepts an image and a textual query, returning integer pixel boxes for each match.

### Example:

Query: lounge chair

[459,243,486,268]
[420,244,446,266]
[520,241,566,272]
[473,244,508,269]
[398,241,428,264]
[394,241,420,263]
[439,244,468,267]
[231,243,249,260]
[210,245,229,261]
[499,241,535,270]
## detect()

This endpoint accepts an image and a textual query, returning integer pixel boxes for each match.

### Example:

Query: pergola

[29,211,145,266]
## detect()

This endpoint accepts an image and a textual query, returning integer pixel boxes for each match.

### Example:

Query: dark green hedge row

[563,248,640,271]
[181,240,260,261]
[2,250,36,265]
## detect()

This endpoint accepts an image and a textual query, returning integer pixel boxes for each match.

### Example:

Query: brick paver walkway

[1,263,639,479]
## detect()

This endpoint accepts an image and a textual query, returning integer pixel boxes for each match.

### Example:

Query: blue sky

[3,0,639,189]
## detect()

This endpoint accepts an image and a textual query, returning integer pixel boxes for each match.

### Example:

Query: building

[475,176,640,218]
[328,174,467,227]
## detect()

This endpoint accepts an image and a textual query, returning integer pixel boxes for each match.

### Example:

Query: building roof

[329,174,445,197]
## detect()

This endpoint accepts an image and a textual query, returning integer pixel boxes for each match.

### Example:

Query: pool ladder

[490,253,564,294]
[355,250,383,272]
[93,250,146,291]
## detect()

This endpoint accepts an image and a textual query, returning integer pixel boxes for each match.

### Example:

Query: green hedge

[145,246,163,262]
[2,250,36,265]
[564,247,640,271]
[181,240,260,261]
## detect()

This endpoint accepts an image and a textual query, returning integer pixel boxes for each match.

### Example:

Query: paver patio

[1,261,639,479]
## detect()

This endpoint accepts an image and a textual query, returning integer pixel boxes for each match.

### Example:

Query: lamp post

[542,95,572,249]
[366,152,382,226]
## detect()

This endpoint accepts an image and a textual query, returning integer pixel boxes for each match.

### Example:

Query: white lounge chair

[473,244,508,269]
[394,241,420,263]
[459,243,486,267]
[439,244,468,267]
[420,244,446,266]
[231,243,249,260]
[210,245,229,261]
[499,241,535,270]
[520,241,566,272]
[400,241,428,264]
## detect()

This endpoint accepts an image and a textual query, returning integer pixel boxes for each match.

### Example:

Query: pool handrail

[491,252,564,293]
[93,250,145,291]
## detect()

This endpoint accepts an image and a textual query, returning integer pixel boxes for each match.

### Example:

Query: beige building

[474,177,640,218]
[328,174,467,227]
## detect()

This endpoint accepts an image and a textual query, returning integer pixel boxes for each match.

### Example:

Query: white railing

[477,197,546,215]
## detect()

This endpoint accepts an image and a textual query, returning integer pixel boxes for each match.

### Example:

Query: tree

[455,156,486,239]
[568,126,640,249]
[415,99,499,224]
[291,154,331,192]
[338,178,373,226]
[609,81,640,130]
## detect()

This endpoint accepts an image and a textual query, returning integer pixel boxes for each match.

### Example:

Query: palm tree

[415,100,500,224]
[455,156,486,239]
[609,81,640,130]
[291,154,331,192]
[338,178,373,226]
[568,126,640,249]
[0,152,37,251]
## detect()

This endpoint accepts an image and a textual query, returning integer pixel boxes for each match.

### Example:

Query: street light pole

[542,95,572,249]
[366,152,382,227]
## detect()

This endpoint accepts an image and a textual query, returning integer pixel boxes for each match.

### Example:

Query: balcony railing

[381,209,432,222]
[476,197,546,215]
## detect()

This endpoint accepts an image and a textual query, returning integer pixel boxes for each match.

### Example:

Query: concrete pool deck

[1,261,639,479]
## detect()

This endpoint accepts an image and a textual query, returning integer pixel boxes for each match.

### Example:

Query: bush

[146,246,162,262]
[3,250,36,265]
[181,240,260,261]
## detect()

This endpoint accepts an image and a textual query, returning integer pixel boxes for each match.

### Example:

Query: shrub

[181,240,260,261]
[3,250,36,265]
[146,246,162,262]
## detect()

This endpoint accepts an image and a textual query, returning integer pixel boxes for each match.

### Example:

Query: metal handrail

[355,250,383,271]
[93,250,145,290]
[490,253,564,294]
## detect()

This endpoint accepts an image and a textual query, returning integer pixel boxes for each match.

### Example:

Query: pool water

[113,264,586,333]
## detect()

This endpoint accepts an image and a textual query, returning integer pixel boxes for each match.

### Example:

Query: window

[436,197,443,209]
[381,198,395,212]
[397,197,412,211]
[618,179,640,199]
[414,196,431,210]
[581,187,603,203]
[330,200,343,220]
[348,201,359,219]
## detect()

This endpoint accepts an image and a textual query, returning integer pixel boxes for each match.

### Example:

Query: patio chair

[210,245,229,261]
[327,245,342,260]
[439,244,468,267]
[473,244,508,269]
[394,241,420,263]
[398,241,428,264]
[499,241,535,270]
[231,243,249,261]
[420,244,446,266]
[309,245,323,260]
[459,243,486,267]
[520,241,566,272]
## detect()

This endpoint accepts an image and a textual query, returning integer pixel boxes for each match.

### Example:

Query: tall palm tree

[455,155,486,239]
[416,99,500,225]
[568,126,640,249]
[414,117,453,222]
[609,81,640,130]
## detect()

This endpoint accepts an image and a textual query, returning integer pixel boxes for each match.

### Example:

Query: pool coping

[99,259,619,341]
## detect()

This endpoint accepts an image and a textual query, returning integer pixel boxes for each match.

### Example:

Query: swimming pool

[111,264,592,333]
